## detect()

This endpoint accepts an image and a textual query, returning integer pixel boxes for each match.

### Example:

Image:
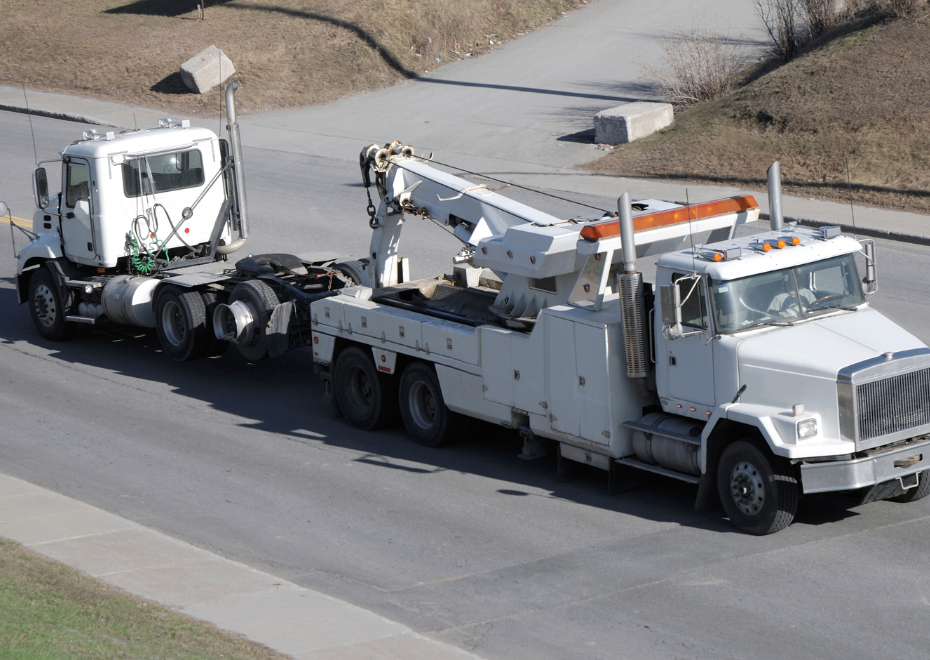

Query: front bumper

[800,437,930,494]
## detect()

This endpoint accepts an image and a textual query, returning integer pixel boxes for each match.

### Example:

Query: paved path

[0,473,480,659]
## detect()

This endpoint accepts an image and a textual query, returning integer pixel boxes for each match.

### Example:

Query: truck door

[656,271,716,408]
[60,158,96,262]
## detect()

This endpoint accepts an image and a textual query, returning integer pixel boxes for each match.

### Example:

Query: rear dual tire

[155,286,213,362]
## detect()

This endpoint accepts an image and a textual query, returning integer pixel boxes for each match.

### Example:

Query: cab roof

[656,226,862,280]
[60,122,218,160]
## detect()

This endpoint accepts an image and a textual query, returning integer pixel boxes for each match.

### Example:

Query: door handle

[66,212,75,219]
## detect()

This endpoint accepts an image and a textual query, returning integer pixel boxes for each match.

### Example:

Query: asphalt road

[2,110,930,660]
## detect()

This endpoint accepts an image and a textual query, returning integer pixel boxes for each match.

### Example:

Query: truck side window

[122,149,205,198]
[673,273,708,329]
[65,161,90,208]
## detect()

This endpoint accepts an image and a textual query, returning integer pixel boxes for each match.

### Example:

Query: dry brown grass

[645,25,747,106]
[588,17,930,214]
[0,0,583,116]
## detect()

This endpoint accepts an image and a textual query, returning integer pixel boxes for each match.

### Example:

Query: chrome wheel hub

[730,461,765,516]
[408,381,437,430]
[33,284,57,328]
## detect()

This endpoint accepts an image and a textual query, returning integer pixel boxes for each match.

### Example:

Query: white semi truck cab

[11,82,361,362]
[309,142,930,534]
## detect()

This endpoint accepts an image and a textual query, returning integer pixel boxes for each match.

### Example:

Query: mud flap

[266,301,293,359]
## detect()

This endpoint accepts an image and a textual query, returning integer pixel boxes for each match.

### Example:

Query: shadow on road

[0,282,864,535]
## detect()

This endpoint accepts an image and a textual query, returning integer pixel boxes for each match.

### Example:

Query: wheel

[333,260,365,287]
[228,280,280,361]
[155,286,211,361]
[717,440,798,535]
[333,346,396,430]
[891,470,930,503]
[398,362,462,447]
[28,267,76,341]
[200,290,228,357]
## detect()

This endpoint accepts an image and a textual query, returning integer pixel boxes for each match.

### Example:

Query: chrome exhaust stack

[767,161,784,230]
[218,81,248,254]
[617,192,648,380]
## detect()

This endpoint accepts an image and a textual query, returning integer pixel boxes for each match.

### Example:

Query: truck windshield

[709,253,864,333]
[122,149,205,198]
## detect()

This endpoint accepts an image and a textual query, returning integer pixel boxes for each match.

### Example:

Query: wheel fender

[370,347,397,374]
[15,236,64,304]
[696,406,783,511]
[311,331,337,365]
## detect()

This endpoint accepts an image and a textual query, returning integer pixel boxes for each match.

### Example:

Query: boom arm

[360,142,563,287]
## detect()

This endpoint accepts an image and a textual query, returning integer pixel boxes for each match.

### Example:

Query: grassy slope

[0,0,582,116]
[0,537,287,659]
[588,18,930,213]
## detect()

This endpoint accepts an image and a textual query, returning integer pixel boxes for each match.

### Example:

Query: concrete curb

[0,473,480,660]
[0,102,113,128]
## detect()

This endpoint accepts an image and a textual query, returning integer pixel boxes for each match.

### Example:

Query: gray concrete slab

[35,527,219,577]
[0,507,138,545]
[182,586,409,657]
[102,558,283,608]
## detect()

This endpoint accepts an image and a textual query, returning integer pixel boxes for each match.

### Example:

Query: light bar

[580,196,759,242]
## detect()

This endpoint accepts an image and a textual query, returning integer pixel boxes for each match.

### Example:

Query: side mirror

[861,240,877,296]
[659,282,683,339]
[33,167,49,209]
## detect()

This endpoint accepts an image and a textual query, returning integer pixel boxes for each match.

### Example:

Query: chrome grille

[856,367,930,441]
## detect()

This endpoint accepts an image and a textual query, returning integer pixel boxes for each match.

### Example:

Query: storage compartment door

[547,317,580,437]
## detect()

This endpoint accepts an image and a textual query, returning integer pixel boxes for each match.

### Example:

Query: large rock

[594,102,674,145]
[179,45,235,95]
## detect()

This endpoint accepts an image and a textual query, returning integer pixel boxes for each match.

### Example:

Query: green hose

[128,235,168,275]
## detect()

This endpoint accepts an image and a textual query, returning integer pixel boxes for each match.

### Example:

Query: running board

[622,420,702,446]
[616,457,700,484]
[66,315,97,325]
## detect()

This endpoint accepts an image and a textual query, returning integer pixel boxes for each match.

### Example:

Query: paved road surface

[2,110,930,660]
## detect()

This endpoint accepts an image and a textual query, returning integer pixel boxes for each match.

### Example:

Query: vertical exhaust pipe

[767,161,784,231]
[225,81,249,240]
[617,193,648,380]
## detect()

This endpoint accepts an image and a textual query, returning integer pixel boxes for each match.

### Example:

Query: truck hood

[737,307,925,381]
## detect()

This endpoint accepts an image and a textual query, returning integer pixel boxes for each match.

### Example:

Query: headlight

[797,418,818,439]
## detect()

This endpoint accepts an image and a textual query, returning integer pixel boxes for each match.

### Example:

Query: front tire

[717,440,798,535]
[333,346,396,430]
[398,362,462,447]
[155,286,212,361]
[28,268,76,341]
[891,470,930,503]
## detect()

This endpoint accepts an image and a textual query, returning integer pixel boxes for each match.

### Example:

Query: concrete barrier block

[180,45,235,95]
[594,102,674,145]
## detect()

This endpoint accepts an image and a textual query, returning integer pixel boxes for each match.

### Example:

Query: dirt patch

[0,0,583,116]
[588,17,930,213]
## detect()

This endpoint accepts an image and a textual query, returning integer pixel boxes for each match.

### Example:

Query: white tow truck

[10,83,361,362]
[308,141,930,535]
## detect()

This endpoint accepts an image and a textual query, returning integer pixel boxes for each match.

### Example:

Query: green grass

[0,537,286,660]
